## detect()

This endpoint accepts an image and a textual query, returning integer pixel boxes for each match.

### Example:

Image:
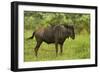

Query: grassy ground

[24,30,90,62]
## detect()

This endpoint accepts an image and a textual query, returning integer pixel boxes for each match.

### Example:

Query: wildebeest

[27,24,75,57]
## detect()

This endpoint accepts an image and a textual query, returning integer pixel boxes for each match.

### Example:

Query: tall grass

[24,30,90,62]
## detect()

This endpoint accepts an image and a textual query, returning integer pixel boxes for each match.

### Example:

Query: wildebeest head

[64,24,75,39]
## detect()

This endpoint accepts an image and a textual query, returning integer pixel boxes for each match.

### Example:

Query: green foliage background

[24,11,90,62]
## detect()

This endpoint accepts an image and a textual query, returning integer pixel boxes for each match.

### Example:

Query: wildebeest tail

[27,31,35,40]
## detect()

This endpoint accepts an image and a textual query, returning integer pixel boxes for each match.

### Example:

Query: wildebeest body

[28,24,75,57]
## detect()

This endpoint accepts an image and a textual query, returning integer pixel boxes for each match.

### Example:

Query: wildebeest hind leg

[34,41,42,57]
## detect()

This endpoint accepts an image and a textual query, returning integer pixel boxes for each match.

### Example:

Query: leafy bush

[24,11,90,35]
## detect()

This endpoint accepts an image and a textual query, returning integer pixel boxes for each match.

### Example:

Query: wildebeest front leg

[60,44,63,55]
[55,43,58,56]
[34,42,42,57]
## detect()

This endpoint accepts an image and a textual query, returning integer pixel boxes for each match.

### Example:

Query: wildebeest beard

[27,24,75,57]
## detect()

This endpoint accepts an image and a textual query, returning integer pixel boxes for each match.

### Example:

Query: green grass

[24,30,90,62]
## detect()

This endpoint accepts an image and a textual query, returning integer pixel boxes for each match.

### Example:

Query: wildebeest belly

[43,35,66,44]
[42,35,55,44]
